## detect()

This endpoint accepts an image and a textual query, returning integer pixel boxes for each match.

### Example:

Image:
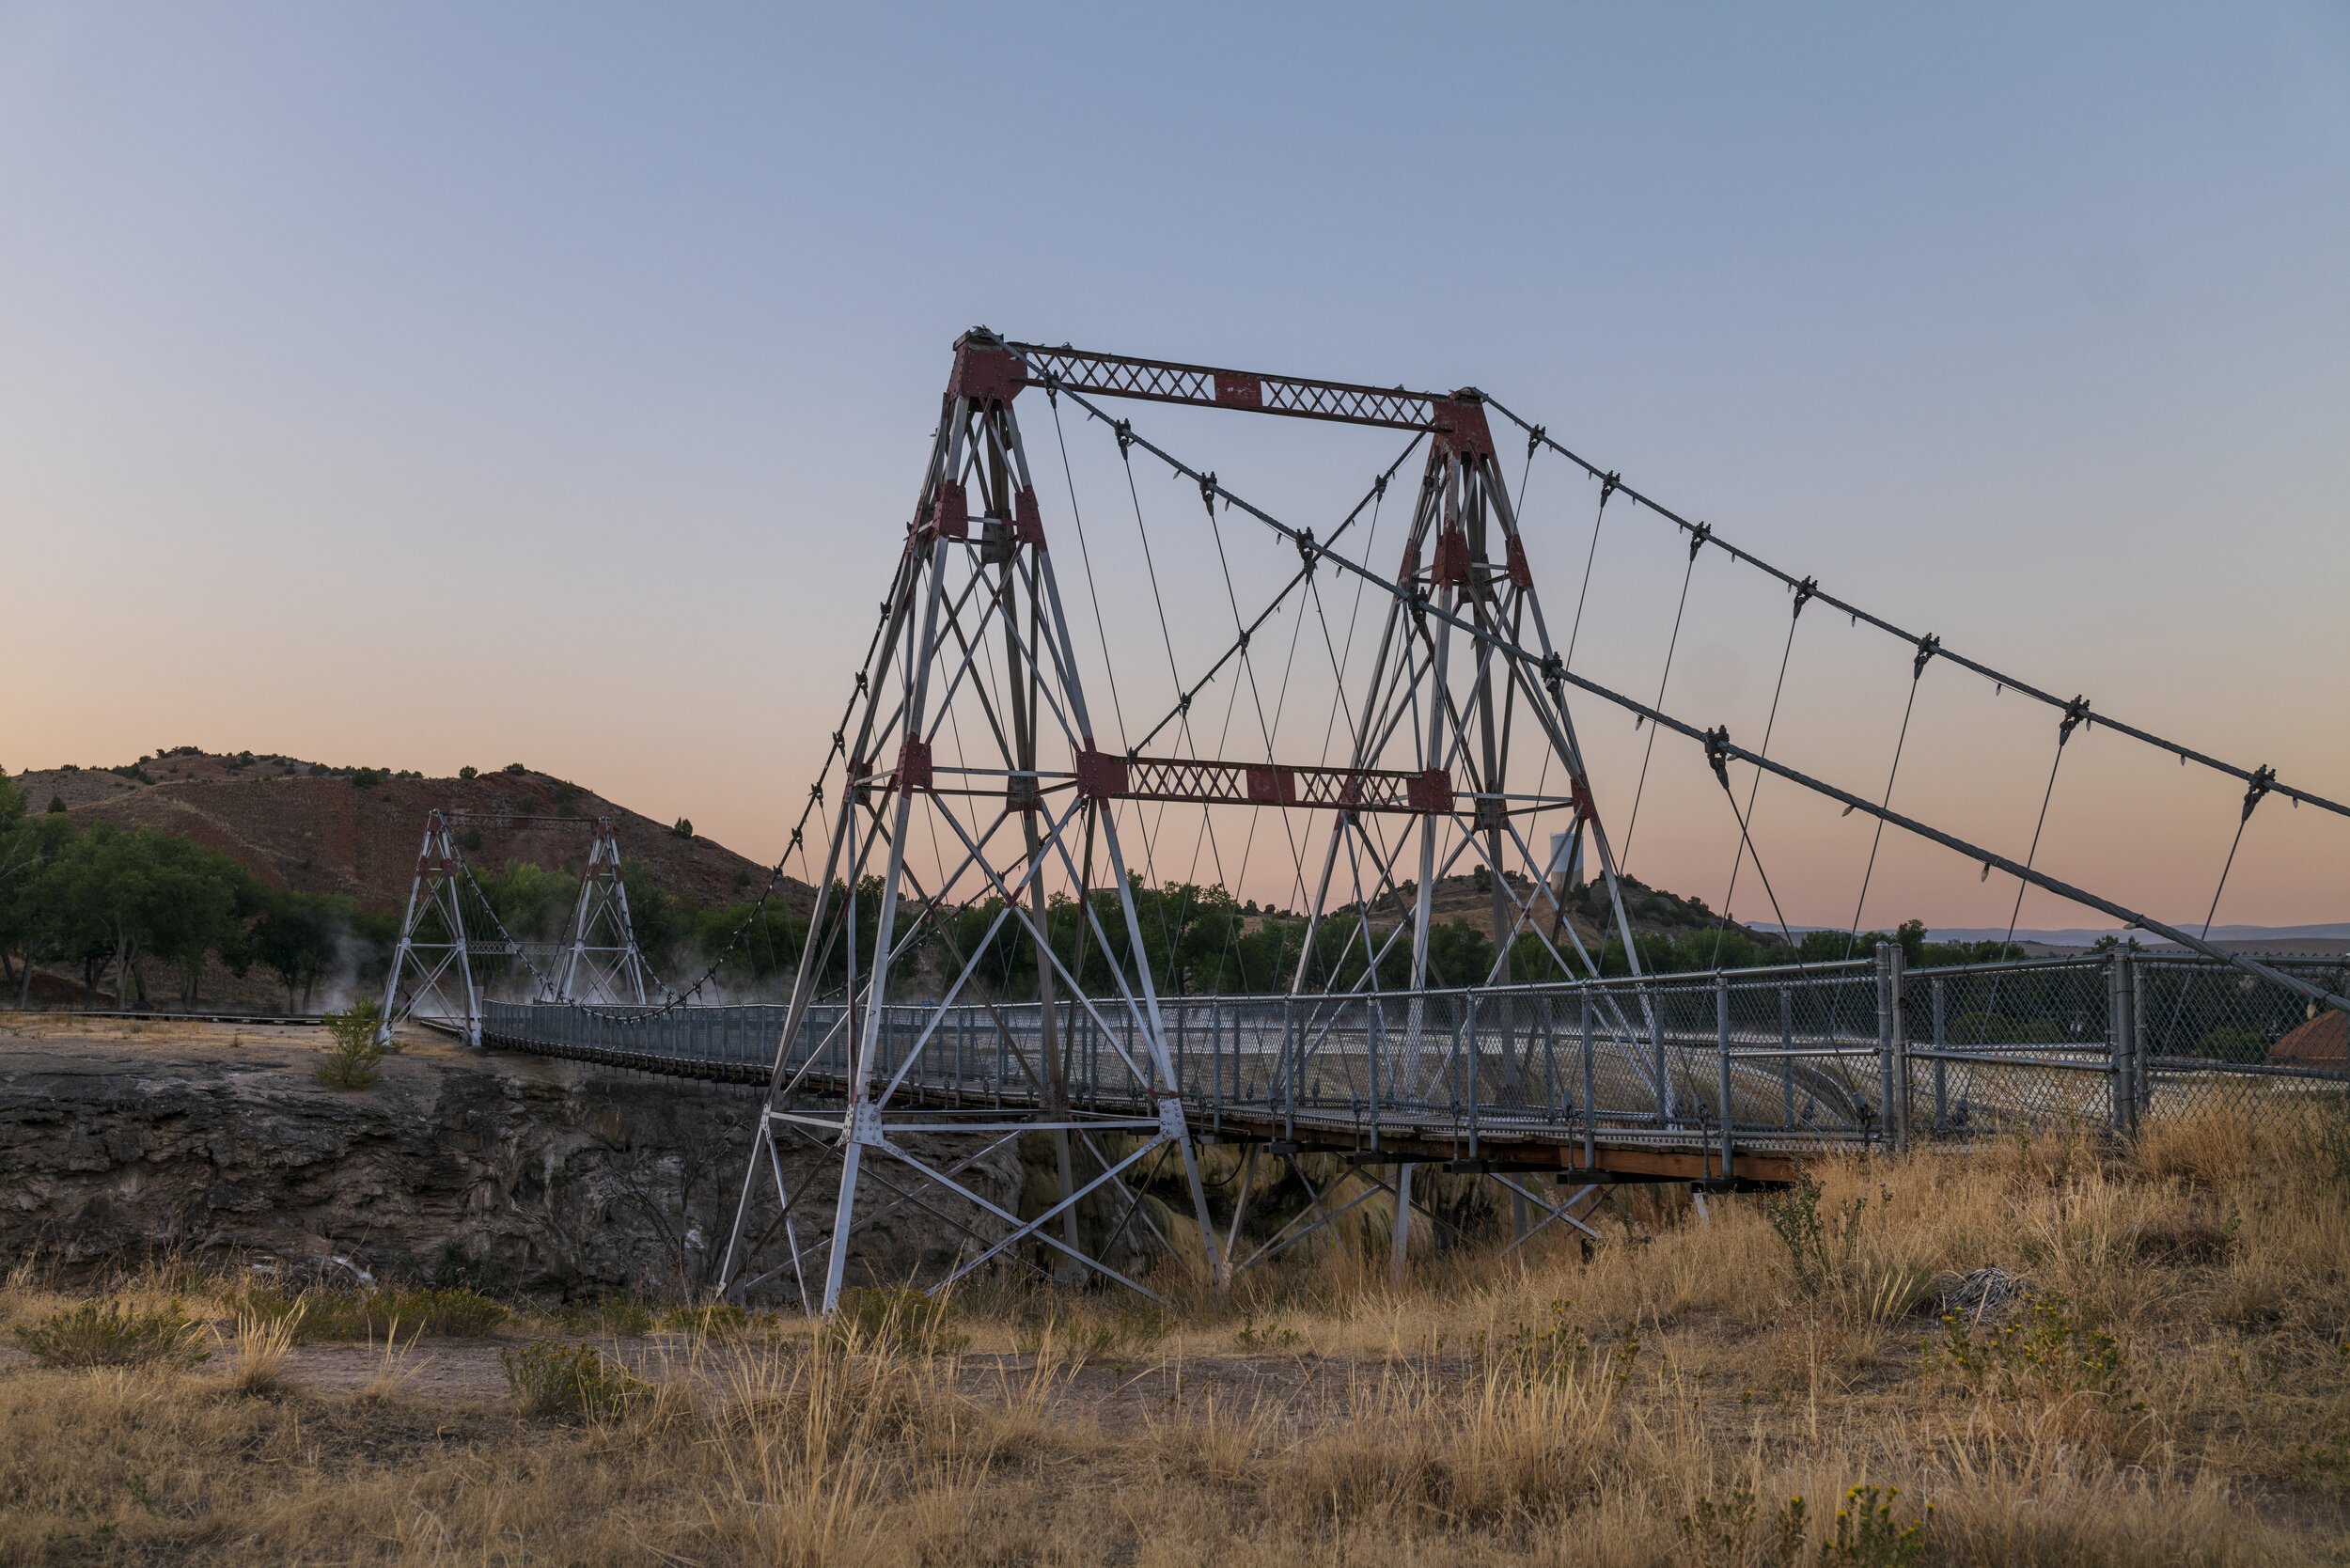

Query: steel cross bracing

[711,329,1668,1311]
[1006,341,1478,438]
[377,811,665,1043]
[1054,385,2350,1018]
[715,330,1231,1313]
[1476,398,2350,823]
[680,326,2349,1311]
[376,810,479,1046]
[551,818,659,1006]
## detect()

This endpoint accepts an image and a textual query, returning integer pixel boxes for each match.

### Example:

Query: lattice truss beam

[716,333,1675,1311]
[552,818,658,1006]
[718,326,2349,1312]
[378,811,662,1043]
[719,337,1229,1312]
[377,810,479,1046]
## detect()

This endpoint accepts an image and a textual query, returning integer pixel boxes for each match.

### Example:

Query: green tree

[252,889,352,1011]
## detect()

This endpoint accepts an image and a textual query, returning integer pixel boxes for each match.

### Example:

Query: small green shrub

[500,1341,648,1421]
[556,1298,655,1337]
[12,1299,208,1368]
[1764,1175,1888,1300]
[430,1242,514,1295]
[1929,1290,2136,1410]
[315,1001,384,1089]
[1230,1313,1303,1354]
[1483,1298,1639,1387]
[822,1287,964,1353]
[1817,1485,1930,1566]
[660,1302,753,1338]
[2195,1026,2267,1065]
[2318,1092,2350,1188]
[243,1285,507,1341]
[1678,1479,1809,1568]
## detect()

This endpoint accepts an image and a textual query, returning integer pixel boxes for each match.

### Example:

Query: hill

[12,749,804,917]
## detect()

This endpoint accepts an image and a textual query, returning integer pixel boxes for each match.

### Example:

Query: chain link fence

[479,949,2350,1151]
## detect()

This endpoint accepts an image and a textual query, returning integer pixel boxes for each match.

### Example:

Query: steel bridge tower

[378,809,660,1043]
[376,809,478,1046]
[552,816,658,1006]
[718,330,1657,1309]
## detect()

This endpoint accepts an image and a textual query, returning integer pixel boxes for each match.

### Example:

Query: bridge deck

[458,952,2347,1187]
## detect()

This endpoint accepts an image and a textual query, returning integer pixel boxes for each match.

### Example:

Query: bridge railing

[478,950,2349,1151]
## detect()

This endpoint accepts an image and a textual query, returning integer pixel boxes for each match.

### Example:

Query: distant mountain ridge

[1922,923,2350,947]
[1755,921,2350,955]
[12,749,807,917]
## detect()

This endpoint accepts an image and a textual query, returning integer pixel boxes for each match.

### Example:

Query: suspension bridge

[377,330,2350,1312]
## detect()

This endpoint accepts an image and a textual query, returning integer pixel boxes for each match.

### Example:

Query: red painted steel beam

[996,337,1495,454]
[1074,747,1453,814]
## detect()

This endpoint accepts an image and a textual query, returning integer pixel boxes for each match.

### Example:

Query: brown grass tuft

[0,1104,2342,1563]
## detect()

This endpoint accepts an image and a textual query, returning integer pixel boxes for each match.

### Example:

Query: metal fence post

[1580,989,1596,1172]
[1779,984,1794,1127]
[1931,978,1948,1135]
[2132,958,2154,1130]
[1653,988,1673,1126]
[1715,973,1734,1178]
[2105,952,2130,1137]
[1890,945,1908,1152]
[1874,943,1904,1152]
[1283,996,1298,1141]
[1466,993,1481,1159]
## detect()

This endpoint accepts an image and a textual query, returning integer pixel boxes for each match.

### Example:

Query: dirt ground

[6,1021,2350,1563]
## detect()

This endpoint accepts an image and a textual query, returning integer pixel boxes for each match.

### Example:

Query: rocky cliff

[0,1022,1019,1299]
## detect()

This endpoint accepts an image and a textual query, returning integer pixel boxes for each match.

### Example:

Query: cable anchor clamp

[1793,576,1818,618]
[1702,726,1734,790]
[2242,764,2276,822]
[2059,694,2092,745]
[1600,471,1621,506]
[1526,423,1547,460]
[1687,521,1712,562]
[1912,633,1940,682]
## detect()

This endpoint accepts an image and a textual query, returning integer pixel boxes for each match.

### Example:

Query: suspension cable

[1618,523,1709,872]
[1998,697,2091,956]
[1048,388,1128,752]
[1844,635,1938,956]
[1563,470,1617,675]
[1194,469,1312,916]
[1120,434,1422,755]
[1053,383,2350,1016]
[1488,395,2350,822]
[1701,728,1810,980]
[1711,579,1812,964]
[493,594,894,1026]
[2159,767,2278,1043]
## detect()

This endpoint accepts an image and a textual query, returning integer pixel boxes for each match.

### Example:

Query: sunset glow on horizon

[5,4,2345,933]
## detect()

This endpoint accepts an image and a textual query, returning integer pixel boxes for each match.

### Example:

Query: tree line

[3,766,2019,1011]
[0,774,393,1010]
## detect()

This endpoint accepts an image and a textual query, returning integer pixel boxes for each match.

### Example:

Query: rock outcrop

[0,1025,1020,1298]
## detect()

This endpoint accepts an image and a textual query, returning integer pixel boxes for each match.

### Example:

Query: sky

[3,2,2346,932]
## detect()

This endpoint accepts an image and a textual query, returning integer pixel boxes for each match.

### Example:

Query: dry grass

[3,1104,2348,1564]
[219,1299,305,1397]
